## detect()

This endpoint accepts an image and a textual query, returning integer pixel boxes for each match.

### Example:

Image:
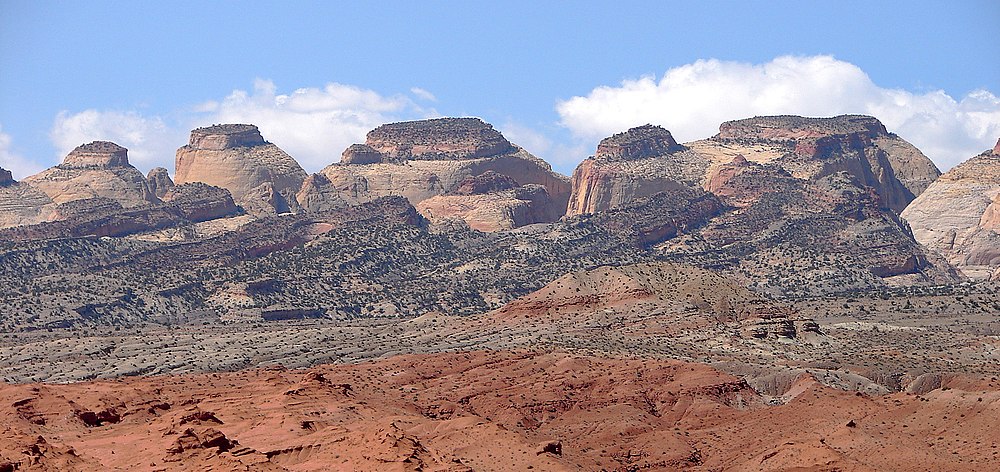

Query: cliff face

[0,167,56,228]
[415,172,561,232]
[22,141,156,208]
[702,115,940,212]
[567,125,706,215]
[174,124,307,216]
[315,118,572,218]
[901,140,1000,279]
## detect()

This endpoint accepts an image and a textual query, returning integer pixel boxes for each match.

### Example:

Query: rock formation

[147,167,174,199]
[567,125,706,215]
[901,140,1000,279]
[694,115,939,212]
[175,124,307,216]
[316,118,572,215]
[416,172,560,231]
[0,167,56,228]
[23,141,156,208]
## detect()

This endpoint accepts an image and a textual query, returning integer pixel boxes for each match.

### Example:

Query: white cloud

[410,87,437,102]
[556,55,1000,170]
[48,80,437,175]
[50,110,184,173]
[0,124,46,180]
[196,79,436,171]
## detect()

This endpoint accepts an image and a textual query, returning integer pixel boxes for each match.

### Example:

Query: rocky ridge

[318,118,572,217]
[23,141,155,208]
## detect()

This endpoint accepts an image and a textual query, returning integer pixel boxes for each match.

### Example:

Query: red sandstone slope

[0,351,997,471]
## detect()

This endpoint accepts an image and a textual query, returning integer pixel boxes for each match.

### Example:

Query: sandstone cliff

[23,141,156,208]
[901,140,1000,279]
[415,171,561,231]
[695,115,939,212]
[316,118,571,217]
[0,167,56,228]
[175,124,307,216]
[567,125,707,215]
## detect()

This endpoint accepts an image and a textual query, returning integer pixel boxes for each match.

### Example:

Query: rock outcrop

[568,125,706,215]
[147,167,174,199]
[175,124,307,216]
[0,168,56,228]
[23,141,156,208]
[316,118,572,216]
[901,140,1000,279]
[696,115,939,212]
[416,172,561,231]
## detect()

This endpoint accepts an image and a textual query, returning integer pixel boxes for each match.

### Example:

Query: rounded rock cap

[62,141,129,168]
[188,124,265,150]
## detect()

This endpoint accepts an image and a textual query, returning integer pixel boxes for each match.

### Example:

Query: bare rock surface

[23,141,156,208]
[317,118,571,213]
[901,141,1000,279]
[0,169,56,228]
[0,350,997,471]
[146,167,174,199]
[175,124,306,216]
[417,183,559,232]
[696,115,939,212]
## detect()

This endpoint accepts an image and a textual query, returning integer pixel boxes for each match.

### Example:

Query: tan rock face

[901,145,1000,279]
[315,118,571,214]
[0,175,56,229]
[416,184,560,232]
[703,115,940,213]
[23,141,155,208]
[61,141,129,168]
[175,124,306,216]
[146,167,174,199]
[567,125,708,215]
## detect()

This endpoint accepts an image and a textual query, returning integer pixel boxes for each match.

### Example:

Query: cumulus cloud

[0,124,46,179]
[195,79,436,170]
[50,110,184,172]
[556,55,1000,170]
[48,80,437,174]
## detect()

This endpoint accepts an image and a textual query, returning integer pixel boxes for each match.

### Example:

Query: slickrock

[317,118,572,213]
[901,140,1000,279]
[147,167,175,199]
[161,183,241,223]
[3,350,993,471]
[417,176,560,232]
[23,141,156,208]
[0,168,56,228]
[175,124,307,216]
[294,173,348,213]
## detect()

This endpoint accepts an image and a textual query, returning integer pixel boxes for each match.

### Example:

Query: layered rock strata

[416,172,560,231]
[175,124,306,216]
[901,140,1000,279]
[316,118,571,215]
[23,141,156,208]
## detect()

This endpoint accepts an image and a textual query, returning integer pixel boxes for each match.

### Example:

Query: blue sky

[1,0,998,177]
